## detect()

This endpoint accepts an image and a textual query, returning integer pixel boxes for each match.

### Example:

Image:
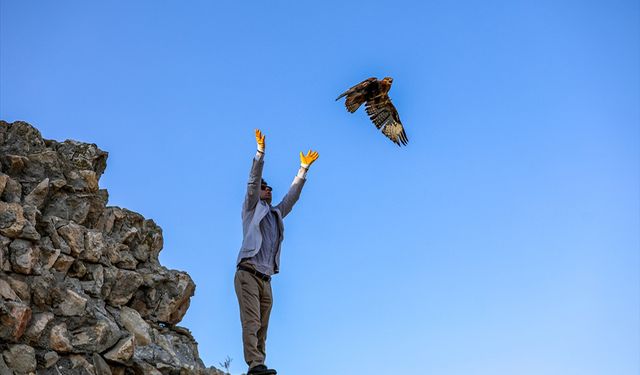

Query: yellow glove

[255,129,265,152]
[299,150,319,168]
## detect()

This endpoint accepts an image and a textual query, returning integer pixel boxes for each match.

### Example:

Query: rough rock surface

[0,121,225,374]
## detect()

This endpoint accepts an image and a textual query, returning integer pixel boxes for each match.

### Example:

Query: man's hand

[255,129,266,152]
[299,150,319,168]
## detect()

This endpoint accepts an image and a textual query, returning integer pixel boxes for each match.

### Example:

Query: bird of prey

[336,77,408,146]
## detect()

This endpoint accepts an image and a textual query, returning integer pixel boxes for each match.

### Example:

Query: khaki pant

[234,269,273,368]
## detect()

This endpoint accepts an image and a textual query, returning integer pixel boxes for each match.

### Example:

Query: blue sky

[1,1,638,374]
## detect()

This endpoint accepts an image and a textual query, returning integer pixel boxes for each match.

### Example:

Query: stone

[24,178,50,209]
[64,276,82,291]
[0,278,18,301]
[44,190,107,226]
[0,175,21,203]
[81,280,101,297]
[69,354,96,373]
[131,243,149,263]
[119,227,139,246]
[53,139,107,176]
[156,362,178,373]
[0,354,10,375]
[100,267,117,299]
[23,312,54,343]
[21,204,37,224]
[93,353,112,375]
[0,300,31,341]
[0,235,10,271]
[136,269,195,325]
[81,264,105,297]
[9,238,38,274]
[103,335,135,364]
[0,174,7,196]
[89,264,105,287]
[116,250,137,270]
[142,219,163,263]
[21,149,65,187]
[0,121,46,154]
[19,222,41,241]
[119,306,151,346]
[2,344,36,373]
[67,259,87,278]
[103,243,120,264]
[57,222,85,257]
[1,154,28,176]
[57,288,87,316]
[66,170,99,192]
[50,323,73,352]
[44,218,71,254]
[0,202,26,238]
[43,351,59,368]
[96,208,122,234]
[161,272,195,325]
[52,253,75,274]
[6,275,30,303]
[80,170,99,191]
[39,242,61,271]
[83,230,105,262]
[106,269,143,306]
[0,253,7,272]
[71,316,121,353]
[153,327,206,369]
[50,177,66,189]
[133,340,172,365]
[30,272,56,307]
[132,360,163,375]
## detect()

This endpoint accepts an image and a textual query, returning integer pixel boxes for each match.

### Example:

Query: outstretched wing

[335,77,377,101]
[336,77,377,113]
[365,94,408,146]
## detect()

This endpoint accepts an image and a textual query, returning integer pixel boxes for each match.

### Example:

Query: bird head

[383,77,393,85]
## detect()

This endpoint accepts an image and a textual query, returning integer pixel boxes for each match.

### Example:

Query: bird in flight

[336,77,408,146]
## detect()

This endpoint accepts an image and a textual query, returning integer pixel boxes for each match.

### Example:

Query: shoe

[248,364,277,374]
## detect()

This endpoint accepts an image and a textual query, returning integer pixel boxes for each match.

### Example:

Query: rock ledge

[0,121,224,375]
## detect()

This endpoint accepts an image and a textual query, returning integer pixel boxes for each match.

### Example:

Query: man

[235,129,319,375]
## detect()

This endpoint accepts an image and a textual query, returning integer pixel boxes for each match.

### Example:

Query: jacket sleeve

[274,175,306,219]
[242,153,264,215]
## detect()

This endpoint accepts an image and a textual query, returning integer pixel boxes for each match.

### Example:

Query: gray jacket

[237,155,305,274]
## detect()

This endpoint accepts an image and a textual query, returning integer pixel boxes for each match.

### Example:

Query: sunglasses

[261,185,272,192]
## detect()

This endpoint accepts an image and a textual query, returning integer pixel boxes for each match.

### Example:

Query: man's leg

[256,280,273,359]
[235,270,265,368]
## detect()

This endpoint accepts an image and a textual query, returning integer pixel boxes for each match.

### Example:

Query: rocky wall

[0,121,224,375]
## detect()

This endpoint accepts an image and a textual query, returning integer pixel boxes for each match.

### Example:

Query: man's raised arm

[276,149,319,218]
[243,129,266,212]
